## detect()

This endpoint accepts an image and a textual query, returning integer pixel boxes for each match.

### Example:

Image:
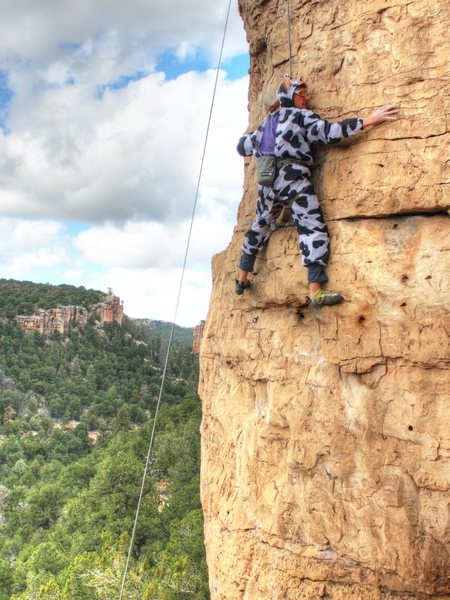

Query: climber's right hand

[364,105,398,128]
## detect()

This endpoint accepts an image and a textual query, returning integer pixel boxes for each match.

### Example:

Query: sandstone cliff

[199,1,449,598]
[193,320,206,354]
[15,305,89,336]
[92,294,124,326]
[15,294,123,336]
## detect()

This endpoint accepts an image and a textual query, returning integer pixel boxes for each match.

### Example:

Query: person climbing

[235,76,398,306]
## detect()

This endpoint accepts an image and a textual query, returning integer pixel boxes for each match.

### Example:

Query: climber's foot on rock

[235,279,251,295]
[309,289,344,308]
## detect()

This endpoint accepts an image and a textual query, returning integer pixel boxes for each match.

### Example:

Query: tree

[0,280,208,598]
[143,511,209,600]
[26,483,65,529]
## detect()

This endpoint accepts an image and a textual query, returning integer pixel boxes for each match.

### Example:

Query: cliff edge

[199,0,449,598]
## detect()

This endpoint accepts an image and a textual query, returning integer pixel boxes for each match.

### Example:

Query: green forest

[0,279,106,318]
[0,281,208,599]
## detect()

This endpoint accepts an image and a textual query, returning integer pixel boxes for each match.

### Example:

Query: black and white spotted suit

[237,81,364,283]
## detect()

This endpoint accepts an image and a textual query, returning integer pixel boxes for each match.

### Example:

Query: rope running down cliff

[287,0,293,77]
[118,0,233,597]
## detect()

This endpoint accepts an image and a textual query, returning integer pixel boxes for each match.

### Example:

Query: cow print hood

[276,79,305,107]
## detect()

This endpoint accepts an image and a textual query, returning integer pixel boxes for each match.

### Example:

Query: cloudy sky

[0,0,249,326]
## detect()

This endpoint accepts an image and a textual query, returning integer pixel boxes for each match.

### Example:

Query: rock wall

[15,306,89,336]
[15,295,123,336]
[193,320,206,354]
[199,1,449,599]
[91,294,124,326]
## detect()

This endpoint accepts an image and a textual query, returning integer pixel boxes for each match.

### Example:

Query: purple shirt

[259,113,278,155]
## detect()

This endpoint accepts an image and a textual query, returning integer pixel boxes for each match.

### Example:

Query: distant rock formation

[92,294,124,326]
[192,320,205,354]
[15,294,123,336]
[15,305,88,336]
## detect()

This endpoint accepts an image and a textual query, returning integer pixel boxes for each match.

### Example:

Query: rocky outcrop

[193,321,206,354]
[15,294,123,336]
[92,294,124,325]
[15,305,89,336]
[199,0,449,598]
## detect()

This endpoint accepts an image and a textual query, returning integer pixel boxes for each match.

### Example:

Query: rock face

[15,306,89,336]
[199,1,449,599]
[193,320,206,354]
[15,295,124,336]
[92,294,124,325]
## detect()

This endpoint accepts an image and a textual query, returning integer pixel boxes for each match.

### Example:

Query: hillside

[135,318,194,347]
[0,280,208,599]
[0,279,105,318]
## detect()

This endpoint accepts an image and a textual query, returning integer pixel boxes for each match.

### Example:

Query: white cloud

[0,0,246,78]
[74,266,213,326]
[0,0,250,325]
[0,218,70,277]
[0,71,248,225]
[0,217,220,326]
[73,196,239,271]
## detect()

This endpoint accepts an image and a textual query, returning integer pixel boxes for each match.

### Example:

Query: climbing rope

[118,0,233,596]
[286,0,293,77]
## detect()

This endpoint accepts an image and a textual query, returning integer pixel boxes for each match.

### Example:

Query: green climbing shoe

[310,289,344,308]
[235,279,251,295]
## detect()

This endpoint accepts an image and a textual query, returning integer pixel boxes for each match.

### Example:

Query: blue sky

[156,47,249,81]
[0,71,13,132]
[0,0,250,326]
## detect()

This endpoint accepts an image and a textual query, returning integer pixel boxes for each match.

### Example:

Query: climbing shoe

[235,279,251,295]
[310,289,344,308]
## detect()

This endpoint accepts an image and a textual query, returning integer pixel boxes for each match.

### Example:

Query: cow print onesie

[236,80,363,284]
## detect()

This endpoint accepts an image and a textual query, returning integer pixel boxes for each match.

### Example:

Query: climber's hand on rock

[364,105,398,129]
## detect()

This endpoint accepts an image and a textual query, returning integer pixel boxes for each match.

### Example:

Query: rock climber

[235,76,398,307]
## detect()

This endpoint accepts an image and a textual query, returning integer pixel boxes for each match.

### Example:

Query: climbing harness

[277,157,309,168]
[118,0,233,597]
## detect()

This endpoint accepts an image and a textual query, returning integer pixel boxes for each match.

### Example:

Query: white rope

[118,0,233,596]
[287,0,293,77]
